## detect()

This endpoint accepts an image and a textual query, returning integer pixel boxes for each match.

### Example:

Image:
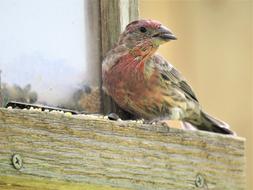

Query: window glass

[0,0,101,113]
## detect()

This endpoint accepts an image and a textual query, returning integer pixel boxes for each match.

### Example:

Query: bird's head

[118,19,177,48]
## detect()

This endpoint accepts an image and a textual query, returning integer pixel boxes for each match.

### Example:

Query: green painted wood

[0,176,128,190]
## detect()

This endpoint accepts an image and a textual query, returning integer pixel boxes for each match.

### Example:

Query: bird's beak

[152,26,177,42]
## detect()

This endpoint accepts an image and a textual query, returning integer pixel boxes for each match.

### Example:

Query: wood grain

[0,108,246,190]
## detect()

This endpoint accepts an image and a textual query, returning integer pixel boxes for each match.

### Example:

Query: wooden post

[0,108,246,190]
[100,0,139,118]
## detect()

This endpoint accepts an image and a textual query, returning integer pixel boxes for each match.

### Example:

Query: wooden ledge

[0,108,246,190]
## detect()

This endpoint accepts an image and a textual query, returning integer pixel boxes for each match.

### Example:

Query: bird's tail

[195,111,235,135]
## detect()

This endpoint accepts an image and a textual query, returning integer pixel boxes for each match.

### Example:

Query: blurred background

[140,0,252,189]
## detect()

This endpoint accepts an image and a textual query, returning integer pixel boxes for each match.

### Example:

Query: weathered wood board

[0,108,246,190]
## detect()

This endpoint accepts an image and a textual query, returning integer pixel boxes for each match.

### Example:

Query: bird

[102,19,234,135]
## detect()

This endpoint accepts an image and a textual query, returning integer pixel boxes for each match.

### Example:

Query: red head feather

[125,19,161,33]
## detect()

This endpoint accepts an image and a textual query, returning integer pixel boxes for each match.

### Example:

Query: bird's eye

[139,27,147,33]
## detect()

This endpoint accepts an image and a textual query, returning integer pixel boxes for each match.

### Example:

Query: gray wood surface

[100,0,139,116]
[0,108,246,190]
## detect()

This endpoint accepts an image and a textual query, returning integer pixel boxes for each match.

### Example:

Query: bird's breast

[103,56,165,118]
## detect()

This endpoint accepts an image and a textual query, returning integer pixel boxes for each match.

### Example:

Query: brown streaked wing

[154,55,199,102]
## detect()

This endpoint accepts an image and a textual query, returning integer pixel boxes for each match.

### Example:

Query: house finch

[102,19,234,135]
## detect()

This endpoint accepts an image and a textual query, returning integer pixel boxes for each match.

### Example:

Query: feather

[154,55,198,102]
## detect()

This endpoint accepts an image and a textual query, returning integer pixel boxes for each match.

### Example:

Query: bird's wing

[153,55,199,102]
